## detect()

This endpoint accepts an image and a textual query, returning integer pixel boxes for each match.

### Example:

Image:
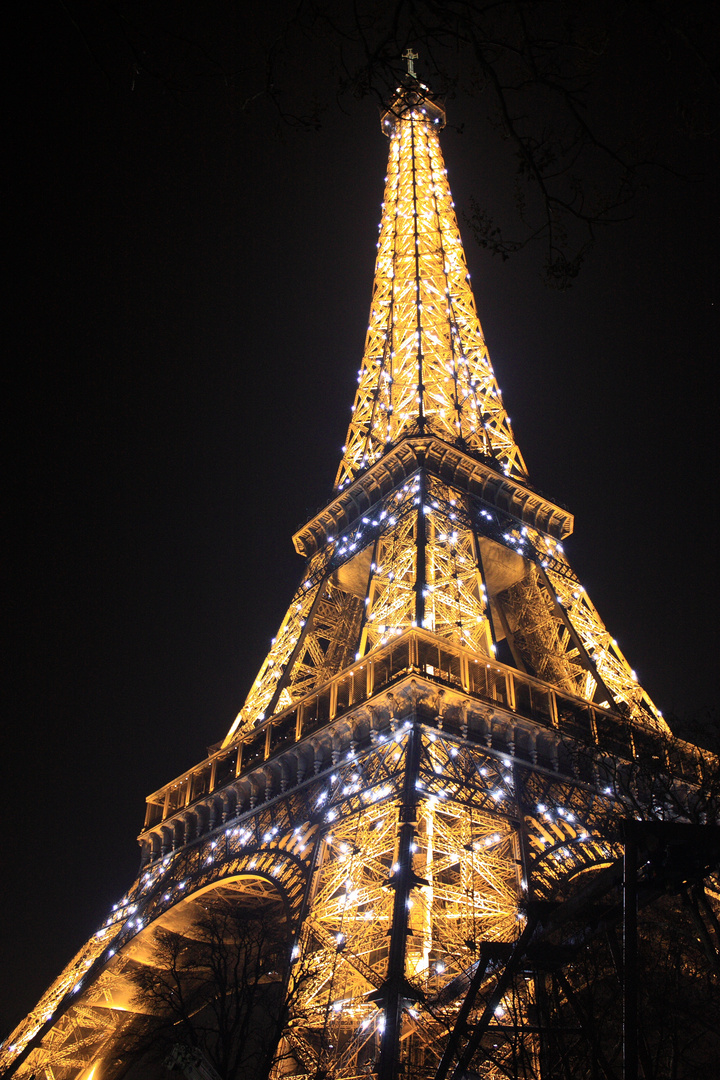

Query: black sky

[3,1,718,1040]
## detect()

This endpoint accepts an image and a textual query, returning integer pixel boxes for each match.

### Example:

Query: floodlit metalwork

[4,75,717,1080]
[224,78,664,745]
[335,84,526,489]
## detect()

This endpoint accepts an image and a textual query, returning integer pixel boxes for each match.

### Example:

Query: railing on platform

[142,629,656,832]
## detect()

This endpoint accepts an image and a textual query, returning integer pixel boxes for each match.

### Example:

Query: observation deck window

[468,663,507,706]
[214,749,237,787]
[270,711,298,754]
[242,731,267,771]
[556,697,595,740]
[191,768,210,802]
[166,784,186,814]
[514,682,553,727]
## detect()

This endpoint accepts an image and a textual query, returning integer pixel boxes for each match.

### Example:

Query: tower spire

[335,79,527,491]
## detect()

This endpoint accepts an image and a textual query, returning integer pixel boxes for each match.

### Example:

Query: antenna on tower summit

[402,48,418,77]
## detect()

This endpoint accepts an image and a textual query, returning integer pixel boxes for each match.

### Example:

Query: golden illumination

[336,90,526,488]
[225,81,664,746]
[4,78,679,1080]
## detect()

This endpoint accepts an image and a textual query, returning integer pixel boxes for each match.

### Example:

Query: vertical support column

[548,690,559,729]
[505,670,516,711]
[513,765,534,903]
[377,722,422,1080]
[460,653,470,693]
[512,764,545,1071]
[409,631,419,670]
[415,472,427,630]
[143,801,155,830]
[409,117,426,434]
[623,822,638,1080]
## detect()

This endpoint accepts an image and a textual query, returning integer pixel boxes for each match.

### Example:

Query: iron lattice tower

[4,76,719,1080]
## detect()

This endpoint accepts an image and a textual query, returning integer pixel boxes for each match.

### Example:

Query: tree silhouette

[111,882,312,1080]
[55,1,719,286]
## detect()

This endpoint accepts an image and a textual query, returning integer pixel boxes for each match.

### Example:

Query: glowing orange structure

[4,71,716,1080]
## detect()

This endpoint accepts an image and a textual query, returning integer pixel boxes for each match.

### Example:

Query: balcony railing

[142,629,665,834]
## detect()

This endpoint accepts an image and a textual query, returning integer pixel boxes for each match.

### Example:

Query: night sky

[3,2,718,1041]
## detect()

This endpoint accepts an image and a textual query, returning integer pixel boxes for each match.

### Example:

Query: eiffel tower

[4,67,719,1080]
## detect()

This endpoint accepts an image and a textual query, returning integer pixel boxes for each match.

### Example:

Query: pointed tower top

[380,74,446,137]
[336,80,525,492]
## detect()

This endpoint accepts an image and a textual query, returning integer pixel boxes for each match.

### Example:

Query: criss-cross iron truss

[6,674,717,1077]
[4,74,718,1080]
